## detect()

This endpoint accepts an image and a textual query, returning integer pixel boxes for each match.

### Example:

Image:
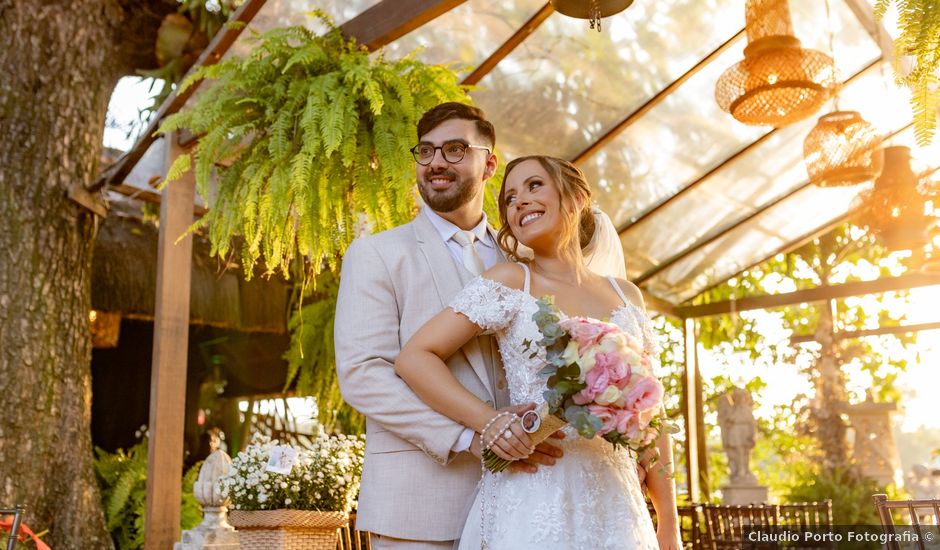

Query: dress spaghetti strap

[606,275,629,306]
[517,262,531,295]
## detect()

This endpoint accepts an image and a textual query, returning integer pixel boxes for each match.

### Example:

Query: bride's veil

[582,206,627,279]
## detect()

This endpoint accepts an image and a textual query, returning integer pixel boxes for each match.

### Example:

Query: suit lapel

[413,212,494,401]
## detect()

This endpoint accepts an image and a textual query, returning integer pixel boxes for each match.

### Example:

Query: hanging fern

[875,0,940,145]
[159,13,471,280]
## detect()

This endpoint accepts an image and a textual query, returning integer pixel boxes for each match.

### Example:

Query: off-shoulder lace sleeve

[449,277,525,332]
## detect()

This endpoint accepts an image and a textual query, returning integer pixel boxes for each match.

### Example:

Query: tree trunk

[0,1,173,547]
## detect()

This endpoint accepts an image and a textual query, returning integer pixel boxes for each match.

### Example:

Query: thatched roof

[92,210,290,333]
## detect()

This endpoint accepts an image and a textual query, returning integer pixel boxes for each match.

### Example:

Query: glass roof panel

[470,0,745,161]
[381,0,547,70]
[643,184,870,303]
[620,63,896,281]
[226,0,382,58]
[642,122,940,304]
[587,0,881,230]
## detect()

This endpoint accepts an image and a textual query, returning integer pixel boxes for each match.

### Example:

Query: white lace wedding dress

[450,266,660,550]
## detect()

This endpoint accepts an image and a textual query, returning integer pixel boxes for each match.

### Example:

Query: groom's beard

[417,170,477,213]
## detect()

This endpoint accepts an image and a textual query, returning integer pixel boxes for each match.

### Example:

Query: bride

[395,155,681,549]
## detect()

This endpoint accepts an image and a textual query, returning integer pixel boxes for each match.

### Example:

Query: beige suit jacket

[334,210,509,541]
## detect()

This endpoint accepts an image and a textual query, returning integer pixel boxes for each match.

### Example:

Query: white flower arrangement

[219,430,365,512]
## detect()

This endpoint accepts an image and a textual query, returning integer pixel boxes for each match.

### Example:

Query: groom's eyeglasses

[410,140,490,165]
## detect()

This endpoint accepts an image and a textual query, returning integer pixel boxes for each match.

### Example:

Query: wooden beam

[790,320,940,344]
[341,0,467,51]
[93,0,268,192]
[571,28,746,165]
[682,318,701,502]
[842,0,895,59]
[110,183,207,216]
[462,2,554,86]
[144,133,196,550]
[642,290,680,319]
[677,273,940,318]
[633,119,910,286]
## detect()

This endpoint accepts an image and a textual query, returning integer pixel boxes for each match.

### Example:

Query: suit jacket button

[485,400,494,407]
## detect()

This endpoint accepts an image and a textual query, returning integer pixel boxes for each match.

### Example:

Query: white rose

[595,385,623,406]
[560,340,579,367]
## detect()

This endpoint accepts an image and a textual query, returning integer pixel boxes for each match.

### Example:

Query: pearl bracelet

[481,411,516,450]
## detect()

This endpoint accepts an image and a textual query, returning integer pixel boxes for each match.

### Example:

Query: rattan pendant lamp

[715,0,836,127]
[802,0,881,187]
[550,0,634,30]
[860,146,931,251]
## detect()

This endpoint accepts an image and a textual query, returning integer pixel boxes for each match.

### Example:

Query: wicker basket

[229,509,348,550]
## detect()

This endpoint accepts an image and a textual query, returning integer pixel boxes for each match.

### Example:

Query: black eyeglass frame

[410,140,491,165]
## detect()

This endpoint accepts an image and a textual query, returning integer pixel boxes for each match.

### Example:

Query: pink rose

[588,404,618,436]
[623,376,664,415]
[561,318,617,352]
[573,364,610,405]
[614,409,640,439]
[595,351,630,385]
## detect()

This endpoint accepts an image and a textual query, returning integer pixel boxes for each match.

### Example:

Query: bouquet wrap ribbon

[523,406,568,447]
[1,517,51,550]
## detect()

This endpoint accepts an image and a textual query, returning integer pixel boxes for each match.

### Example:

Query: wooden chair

[775,501,833,550]
[702,503,778,550]
[649,502,706,550]
[337,512,371,550]
[1,505,25,550]
[873,493,940,550]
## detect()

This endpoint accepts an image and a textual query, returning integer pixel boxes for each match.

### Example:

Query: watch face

[522,410,541,433]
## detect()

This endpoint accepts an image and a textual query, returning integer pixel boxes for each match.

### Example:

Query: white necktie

[451,230,485,276]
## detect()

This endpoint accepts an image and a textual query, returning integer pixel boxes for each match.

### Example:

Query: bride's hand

[487,418,534,461]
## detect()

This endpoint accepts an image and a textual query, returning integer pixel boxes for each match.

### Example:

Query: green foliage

[282,269,364,434]
[93,440,202,549]
[875,0,940,145]
[784,465,888,524]
[687,223,918,494]
[160,14,469,280]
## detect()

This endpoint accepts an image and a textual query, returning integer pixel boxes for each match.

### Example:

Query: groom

[334,102,560,549]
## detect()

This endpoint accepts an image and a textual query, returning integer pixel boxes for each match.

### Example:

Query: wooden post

[144,133,195,549]
[682,317,701,502]
[694,346,709,500]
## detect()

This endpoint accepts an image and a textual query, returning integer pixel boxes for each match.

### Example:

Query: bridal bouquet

[482,296,669,472]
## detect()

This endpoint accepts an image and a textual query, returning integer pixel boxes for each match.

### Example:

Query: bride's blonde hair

[496,156,595,268]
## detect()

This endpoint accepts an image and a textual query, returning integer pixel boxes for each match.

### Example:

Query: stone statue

[717,387,758,485]
[175,449,240,550]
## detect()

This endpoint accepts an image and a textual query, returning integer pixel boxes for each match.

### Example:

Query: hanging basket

[229,509,348,550]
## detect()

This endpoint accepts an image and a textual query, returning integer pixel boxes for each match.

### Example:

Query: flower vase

[229,509,348,550]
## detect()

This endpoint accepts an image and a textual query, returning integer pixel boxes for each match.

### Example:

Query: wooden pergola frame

[90,0,927,546]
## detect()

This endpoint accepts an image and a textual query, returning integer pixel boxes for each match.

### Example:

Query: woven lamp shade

[803,111,882,186]
[550,0,634,19]
[715,0,835,127]
[859,146,931,251]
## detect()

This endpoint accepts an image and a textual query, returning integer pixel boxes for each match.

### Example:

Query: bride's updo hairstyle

[496,155,595,265]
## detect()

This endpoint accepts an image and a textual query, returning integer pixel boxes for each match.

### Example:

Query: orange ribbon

[1,516,52,550]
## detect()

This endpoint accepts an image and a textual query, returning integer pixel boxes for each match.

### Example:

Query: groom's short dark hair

[417,102,495,148]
